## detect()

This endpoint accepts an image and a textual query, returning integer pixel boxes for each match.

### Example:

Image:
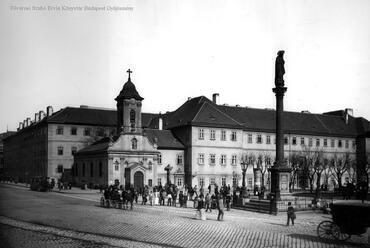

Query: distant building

[4,72,370,189]
[0,131,15,177]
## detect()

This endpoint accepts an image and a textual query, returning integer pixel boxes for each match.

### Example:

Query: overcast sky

[1,0,369,132]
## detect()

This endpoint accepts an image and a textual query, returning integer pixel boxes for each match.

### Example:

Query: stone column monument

[270,51,291,205]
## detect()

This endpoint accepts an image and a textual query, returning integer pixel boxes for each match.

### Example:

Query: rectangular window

[56,126,64,135]
[231,131,237,141]
[284,136,289,145]
[331,139,335,147]
[82,163,85,177]
[57,164,63,173]
[316,139,320,147]
[57,146,63,156]
[266,135,271,144]
[257,134,262,144]
[198,154,205,165]
[232,177,237,188]
[210,178,215,185]
[324,139,328,147]
[231,155,237,166]
[84,128,91,136]
[198,129,204,140]
[177,178,182,187]
[71,127,77,135]
[90,163,93,177]
[301,137,305,146]
[96,128,105,137]
[292,137,297,145]
[99,162,103,177]
[220,155,226,166]
[338,140,342,148]
[157,178,162,186]
[345,140,349,148]
[71,146,77,155]
[247,178,253,189]
[221,177,226,186]
[199,178,205,187]
[148,179,152,187]
[209,154,216,165]
[248,134,252,143]
[177,154,183,165]
[157,154,162,165]
[309,138,313,147]
[115,164,119,171]
[210,130,215,140]
[221,130,226,141]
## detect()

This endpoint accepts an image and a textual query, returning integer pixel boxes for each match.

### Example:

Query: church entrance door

[133,171,144,191]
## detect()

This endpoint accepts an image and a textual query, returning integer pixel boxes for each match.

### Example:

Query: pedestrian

[167,192,172,206]
[217,195,224,221]
[196,195,206,220]
[205,193,212,212]
[172,191,177,207]
[179,191,184,207]
[286,202,296,226]
[149,191,153,206]
[226,193,231,211]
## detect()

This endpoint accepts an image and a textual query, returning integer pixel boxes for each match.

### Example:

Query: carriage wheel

[332,224,351,241]
[317,221,335,240]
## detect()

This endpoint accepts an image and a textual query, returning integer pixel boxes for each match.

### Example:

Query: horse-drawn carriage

[317,202,370,241]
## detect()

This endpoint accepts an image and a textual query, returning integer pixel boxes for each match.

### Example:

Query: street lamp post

[241,161,247,197]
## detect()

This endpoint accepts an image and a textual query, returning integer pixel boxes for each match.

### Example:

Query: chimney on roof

[187,97,191,101]
[344,108,353,125]
[47,106,53,116]
[212,93,219,104]
[38,111,45,121]
[158,117,163,130]
[301,110,310,114]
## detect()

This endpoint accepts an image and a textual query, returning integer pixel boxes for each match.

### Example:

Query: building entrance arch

[133,171,144,191]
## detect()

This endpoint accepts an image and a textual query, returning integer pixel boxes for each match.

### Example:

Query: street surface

[0,183,368,248]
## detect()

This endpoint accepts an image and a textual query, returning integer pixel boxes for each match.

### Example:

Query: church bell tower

[115,69,144,134]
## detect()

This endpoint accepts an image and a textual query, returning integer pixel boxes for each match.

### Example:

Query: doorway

[133,171,144,191]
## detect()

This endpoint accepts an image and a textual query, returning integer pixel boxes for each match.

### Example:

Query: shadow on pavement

[287,233,366,247]
[267,222,288,227]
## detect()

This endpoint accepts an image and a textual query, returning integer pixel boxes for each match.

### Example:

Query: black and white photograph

[0,1,369,247]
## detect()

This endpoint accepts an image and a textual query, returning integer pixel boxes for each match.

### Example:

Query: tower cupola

[115,69,143,134]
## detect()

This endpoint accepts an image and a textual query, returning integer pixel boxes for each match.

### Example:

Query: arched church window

[131,138,137,150]
[130,109,136,131]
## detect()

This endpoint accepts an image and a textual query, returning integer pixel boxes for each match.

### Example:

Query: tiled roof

[219,105,359,137]
[47,107,157,128]
[164,96,242,129]
[163,96,368,137]
[144,129,185,149]
[76,129,184,155]
[75,137,114,155]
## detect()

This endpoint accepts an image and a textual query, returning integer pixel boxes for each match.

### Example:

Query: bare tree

[313,150,329,198]
[346,160,357,184]
[329,152,351,190]
[256,152,272,190]
[289,152,301,190]
[300,146,317,193]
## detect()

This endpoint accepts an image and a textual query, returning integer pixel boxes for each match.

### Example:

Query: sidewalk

[0,181,100,194]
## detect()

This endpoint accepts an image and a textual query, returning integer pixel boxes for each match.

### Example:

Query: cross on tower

[126,69,132,80]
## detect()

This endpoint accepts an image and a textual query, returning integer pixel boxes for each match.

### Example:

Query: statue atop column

[274,50,285,87]
[164,164,173,186]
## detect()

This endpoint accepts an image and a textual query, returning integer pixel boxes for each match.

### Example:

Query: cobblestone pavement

[0,183,369,248]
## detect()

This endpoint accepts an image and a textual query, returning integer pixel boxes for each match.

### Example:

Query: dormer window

[131,138,137,150]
